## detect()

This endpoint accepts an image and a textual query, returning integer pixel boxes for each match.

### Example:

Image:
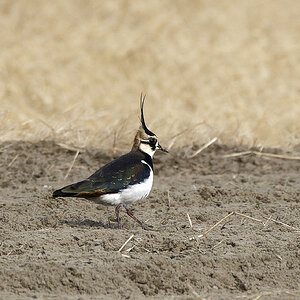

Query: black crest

[140,93,155,136]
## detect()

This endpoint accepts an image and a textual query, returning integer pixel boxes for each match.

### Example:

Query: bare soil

[0,141,299,300]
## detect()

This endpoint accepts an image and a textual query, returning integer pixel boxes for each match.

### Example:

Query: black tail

[52,188,77,198]
[53,179,93,198]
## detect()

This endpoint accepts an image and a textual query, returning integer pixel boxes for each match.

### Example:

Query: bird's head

[132,94,168,157]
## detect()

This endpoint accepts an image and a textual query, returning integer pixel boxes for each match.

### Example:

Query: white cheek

[139,143,155,157]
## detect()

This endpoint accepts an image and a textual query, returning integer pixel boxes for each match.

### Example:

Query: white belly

[97,161,153,206]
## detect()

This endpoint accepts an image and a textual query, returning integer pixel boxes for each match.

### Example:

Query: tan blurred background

[0,0,299,151]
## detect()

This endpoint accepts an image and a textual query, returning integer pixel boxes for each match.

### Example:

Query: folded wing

[53,152,150,198]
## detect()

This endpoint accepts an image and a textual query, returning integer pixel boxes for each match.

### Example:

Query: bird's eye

[149,137,157,145]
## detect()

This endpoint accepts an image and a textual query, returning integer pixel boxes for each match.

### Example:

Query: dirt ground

[0,141,299,299]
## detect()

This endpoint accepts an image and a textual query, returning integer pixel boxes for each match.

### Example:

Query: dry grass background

[0,0,299,151]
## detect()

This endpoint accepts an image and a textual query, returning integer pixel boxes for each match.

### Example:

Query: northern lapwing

[53,94,168,230]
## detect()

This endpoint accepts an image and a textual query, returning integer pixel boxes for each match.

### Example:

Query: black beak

[157,143,168,153]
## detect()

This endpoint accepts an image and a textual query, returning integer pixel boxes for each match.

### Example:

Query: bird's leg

[124,205,152,230]
[115,204,122,228]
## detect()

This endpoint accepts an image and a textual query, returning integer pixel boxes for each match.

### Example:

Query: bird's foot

[124,207,156,230]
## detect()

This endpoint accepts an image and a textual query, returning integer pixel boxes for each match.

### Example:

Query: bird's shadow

[61,218,119,229]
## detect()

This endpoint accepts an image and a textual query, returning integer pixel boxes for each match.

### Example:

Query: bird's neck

[138,149,153,170]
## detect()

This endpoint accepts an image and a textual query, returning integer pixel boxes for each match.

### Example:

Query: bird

[53,94,168,230]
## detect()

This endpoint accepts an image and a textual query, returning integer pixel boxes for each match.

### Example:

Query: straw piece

[212,239,224,249]
[0,144,13,153]
[57,142,85,153]
[64,150,79,180]
[263,215,272,227]
[121,254,131,258]
[198,212,234,238]
[189,137,218,158]
[223,151,252,158]
[125,245,135,252]
[223,150,300,160]
[265,217,299,230]
[198,211,299,239]
[118,234,134,252]
[252,292,273,300]
[253,151,300,160]
[8,154,19,167]
[187,213,193,228]
[234,212,262,223]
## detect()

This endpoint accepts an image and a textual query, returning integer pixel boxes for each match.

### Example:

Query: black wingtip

[53,189,64,198]
[53,189,76,198]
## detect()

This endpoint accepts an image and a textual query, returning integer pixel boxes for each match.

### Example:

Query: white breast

[98,160,153,206]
